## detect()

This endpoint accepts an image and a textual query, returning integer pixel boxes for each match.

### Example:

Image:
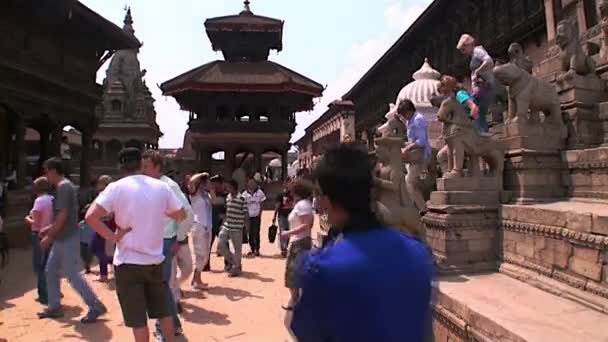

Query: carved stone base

[599,103,608,146]
[502,121,565,151]
[504,149,566,202]
[424,208,498,275]
[563,104,603,149]
[556,73,607,104]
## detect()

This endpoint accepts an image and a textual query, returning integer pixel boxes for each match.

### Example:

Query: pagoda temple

[94,8,162,174]
[161,0,323,179]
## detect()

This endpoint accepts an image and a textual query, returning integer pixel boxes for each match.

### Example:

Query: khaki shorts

[115,263,169,328]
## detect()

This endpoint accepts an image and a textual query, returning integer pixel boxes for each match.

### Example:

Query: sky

[81,0,433,148]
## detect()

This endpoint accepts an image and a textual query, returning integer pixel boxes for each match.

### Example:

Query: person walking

[204,174,226,271]
[396,99,432,214]
[241,178,265,257]
[457,33,496,133]
[141,150,193,341]
[217,180,249,277]
[90,175,114,282]
[37,158,107,323]
[189,173,213,290]
[86,147,186,342]
[24,176,54,305]
[279,179,314,310]
[273,184,294,258]
[289,144,433,342]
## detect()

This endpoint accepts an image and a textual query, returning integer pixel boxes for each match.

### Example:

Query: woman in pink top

[25,177,54,305]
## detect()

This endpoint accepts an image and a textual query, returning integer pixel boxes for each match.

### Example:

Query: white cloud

[292,0,432,142]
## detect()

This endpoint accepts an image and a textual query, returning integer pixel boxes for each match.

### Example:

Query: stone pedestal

[502,121,567,203]
[423,176,500,275]
[558,74,608,149]
[598,102,608,146]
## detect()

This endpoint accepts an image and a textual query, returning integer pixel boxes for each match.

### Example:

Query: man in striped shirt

[217,179,249,277]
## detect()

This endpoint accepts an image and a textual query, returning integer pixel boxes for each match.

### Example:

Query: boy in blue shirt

[290,144,433,342]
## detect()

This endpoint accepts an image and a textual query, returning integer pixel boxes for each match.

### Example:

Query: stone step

[430,191,499,206]
[500,198,608,236]
[433,273,608,341]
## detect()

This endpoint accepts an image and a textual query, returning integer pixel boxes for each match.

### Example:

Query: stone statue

[508,42,533,74]
[377,103,406,138]
[556,19,596,83]
[493,62,564,127]
[601,0,608,61]
[436,96,505,184]
[373,136,423,238]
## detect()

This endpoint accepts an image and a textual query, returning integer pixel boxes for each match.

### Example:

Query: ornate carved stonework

[96,8,161,149]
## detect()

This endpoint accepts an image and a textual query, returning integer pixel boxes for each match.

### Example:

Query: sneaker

[223,263,232,273]
[246,252,255,258]
[280,250,287,258]
[38,307,64,319]
[254,251,260,257]
[80,303,107,324]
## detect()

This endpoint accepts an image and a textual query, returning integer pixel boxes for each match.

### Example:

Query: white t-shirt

[95,174,183,266]
[241,189,266,217]
[288,199,314,242]
[191,191,212,229]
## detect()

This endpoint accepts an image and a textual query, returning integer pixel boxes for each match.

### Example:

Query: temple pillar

[281,148,288,181]
[225,148,236,176]
[253,147,263,174]
[200,148,212,172]
[545,0,556,41]
[80,128,92,186]
[14,117,26,188]
[49,123,62,158]
[38,126,49,167]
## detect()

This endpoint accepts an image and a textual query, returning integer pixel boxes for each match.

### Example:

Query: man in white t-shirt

[241,178,266,257]
[86,148,186,342]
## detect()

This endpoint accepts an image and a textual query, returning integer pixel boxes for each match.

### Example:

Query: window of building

[111,100,122,112]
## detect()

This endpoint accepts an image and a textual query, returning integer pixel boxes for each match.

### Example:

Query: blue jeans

[46,232,99,311]
[31,233,49,303]
[155,237,181,337]
[473,86,495,133]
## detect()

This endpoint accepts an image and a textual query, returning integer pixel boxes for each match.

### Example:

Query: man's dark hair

[397,99,416,114]
[44,157,65,176]
[118,147,142,173]
[142,150,164,167]
[227,179,239,191]
[313,144,374,216]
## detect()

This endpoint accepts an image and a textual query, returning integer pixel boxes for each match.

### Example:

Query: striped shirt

[222,193,247,231]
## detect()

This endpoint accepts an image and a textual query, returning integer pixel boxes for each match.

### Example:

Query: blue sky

[81,0,433,148]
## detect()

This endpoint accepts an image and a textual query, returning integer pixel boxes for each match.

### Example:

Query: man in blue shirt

[397,99,431,214]
[290,144,433,342]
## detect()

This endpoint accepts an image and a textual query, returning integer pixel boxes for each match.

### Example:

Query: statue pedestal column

[597,102,608,146]
[502,121,567,203]
[423,176,500,275]
[557,75,607,149]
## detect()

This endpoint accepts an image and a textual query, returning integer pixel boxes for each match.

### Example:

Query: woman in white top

[189,173,214,289]
[279,178,315,310]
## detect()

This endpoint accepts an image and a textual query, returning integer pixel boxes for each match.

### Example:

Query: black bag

[268,223,278,243]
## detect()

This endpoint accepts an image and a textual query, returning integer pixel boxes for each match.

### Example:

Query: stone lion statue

[373,136,423,238]
[377,103,406,138]
[556,19,596,83]
[493,62,564,127]
[508,42,533,74]
[436,96,505,188]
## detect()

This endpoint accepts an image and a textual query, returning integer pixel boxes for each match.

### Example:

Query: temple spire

[241,0,252,15]
[123,7,135,35]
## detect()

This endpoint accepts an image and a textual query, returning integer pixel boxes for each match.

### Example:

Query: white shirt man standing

[241,178,266,257]
[86,148,186,342]
[141,150,193,341]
